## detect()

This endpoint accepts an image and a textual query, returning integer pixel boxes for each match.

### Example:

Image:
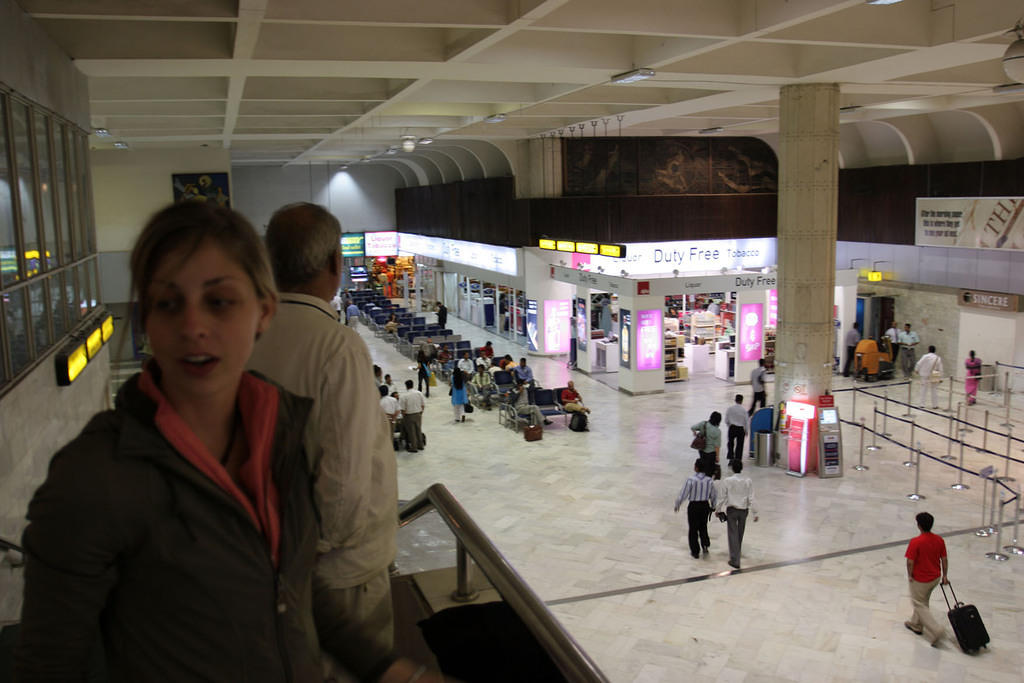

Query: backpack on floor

[569,412,588,432]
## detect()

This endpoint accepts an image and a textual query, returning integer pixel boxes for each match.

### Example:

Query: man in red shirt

[560,381,591,414]
[904,512,948,645]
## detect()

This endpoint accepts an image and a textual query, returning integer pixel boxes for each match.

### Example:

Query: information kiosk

[784,400,817,477]
[817,395,844,478]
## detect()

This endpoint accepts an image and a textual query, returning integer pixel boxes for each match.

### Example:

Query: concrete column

[774,83,839,406]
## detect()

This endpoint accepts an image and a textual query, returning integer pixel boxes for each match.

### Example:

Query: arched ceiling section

[366,159,420,187]
[411,149,462,183]
[438,140,513,179]
[928,110,996,163]
[882,115,941,166]
[965,102,1024,161]
[849,121,912,167]
[429,144,485,180]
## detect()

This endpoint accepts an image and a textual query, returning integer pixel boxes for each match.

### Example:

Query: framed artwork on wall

[172,172,230,207]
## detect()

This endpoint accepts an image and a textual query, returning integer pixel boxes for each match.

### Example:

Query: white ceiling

[18,0,1024,176]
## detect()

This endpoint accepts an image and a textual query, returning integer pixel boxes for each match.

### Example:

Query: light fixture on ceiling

[385,147,398,155]
[400,135,416,152]
[93,128,110,137]
[1003,23,1024,82]
[484,113,506,123]
[610,68,655,84]
[339,164,349,170]
[418,137,433,145]
[698,126,724,135]
[839,104,861,112]
[865,0,903,5]
[113,141,129,149]
[993,83,1024,94]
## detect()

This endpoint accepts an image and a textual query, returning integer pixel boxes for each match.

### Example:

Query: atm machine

[817,395,844,478]
[784,400,817,477]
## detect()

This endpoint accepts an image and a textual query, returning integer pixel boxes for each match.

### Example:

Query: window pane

[65,264,77,324]
[88,258,100,309]
[50,271,66,339]
[12,101,41,277]
[76,263,89,319]
[78,134,95,255]
[0,95,18,287]
[55,124,72,263]
[4,288,31,374]
[66,127,81,260]
[28,279,50,354]
[34,112,58,268]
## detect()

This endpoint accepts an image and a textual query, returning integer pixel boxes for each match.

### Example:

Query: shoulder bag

[690,422,706,451]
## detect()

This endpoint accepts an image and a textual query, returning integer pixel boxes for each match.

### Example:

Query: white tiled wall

[0,345,111,622]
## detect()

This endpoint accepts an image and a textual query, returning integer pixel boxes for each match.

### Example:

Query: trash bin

[755,431,774,467]
[980,364,995,393]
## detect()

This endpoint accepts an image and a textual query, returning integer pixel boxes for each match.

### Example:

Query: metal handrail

[399,483,609,683]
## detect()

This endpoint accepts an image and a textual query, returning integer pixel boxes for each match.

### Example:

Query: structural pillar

[774,83,839,407]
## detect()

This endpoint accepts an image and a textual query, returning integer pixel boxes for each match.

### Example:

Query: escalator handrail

[399,483,609,683]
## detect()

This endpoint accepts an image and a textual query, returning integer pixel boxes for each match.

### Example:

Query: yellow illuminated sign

[575,242,599,255]
[538,239,557,251]
[56,343,88,386]
[556,240,575,252]
[599,244,625,258]
[86,327,103,359]
[867,271,882,282]
[101,314,114,342]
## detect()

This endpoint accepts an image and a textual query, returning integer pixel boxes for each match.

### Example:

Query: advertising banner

[576,297,588,351]
[526,299,538,351]
[364,230,398,256]
[915,197,1024,250]
[340,233,365,257]
[619,309,631,369]
[574,237,775,276]
[544,299,571,353]
[400,233,518,275]
[636,309,662,371]
[767,289,778,327]
[738,303,764,362]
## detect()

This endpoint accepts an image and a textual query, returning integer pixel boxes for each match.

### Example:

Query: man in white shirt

[379,385,400,424]
[716,460,759,569]
[885,322,900,364]
[456,350,475,378]
[748,359,768,416]
[248,202,409,682]
[399,379,426,452]
[914,345,944,409]
[724,394,750,463]
[898,323,920,378]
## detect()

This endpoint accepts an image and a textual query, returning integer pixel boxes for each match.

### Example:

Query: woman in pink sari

[964,350,982,405]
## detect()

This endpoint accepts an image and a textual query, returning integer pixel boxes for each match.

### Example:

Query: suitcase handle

[940,581,961,611]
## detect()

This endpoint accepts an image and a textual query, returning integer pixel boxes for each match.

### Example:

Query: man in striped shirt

[674,460,717,559]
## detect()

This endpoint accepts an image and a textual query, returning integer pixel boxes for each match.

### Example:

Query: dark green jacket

[16,373,323,682]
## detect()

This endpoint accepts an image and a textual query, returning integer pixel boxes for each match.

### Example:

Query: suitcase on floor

[569,412,588,432]
[523,424,542,442]
[941,582,989,653]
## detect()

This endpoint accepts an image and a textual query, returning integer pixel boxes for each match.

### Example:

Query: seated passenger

[471,364,498,409]
[560,381,591,414]
[478,340,495,359]
[384,312,399,335]
[515,379,551,426]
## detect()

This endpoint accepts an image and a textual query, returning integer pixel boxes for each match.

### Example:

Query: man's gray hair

[265,202,341,291]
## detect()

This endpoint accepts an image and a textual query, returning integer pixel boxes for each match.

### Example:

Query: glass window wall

[34,112,57,268]
[11,101,40,277]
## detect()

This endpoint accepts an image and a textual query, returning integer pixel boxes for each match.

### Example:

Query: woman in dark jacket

[16,203,439,683]
[416,348,431,397]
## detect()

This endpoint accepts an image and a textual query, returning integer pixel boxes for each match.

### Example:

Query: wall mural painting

[563,137,777,197]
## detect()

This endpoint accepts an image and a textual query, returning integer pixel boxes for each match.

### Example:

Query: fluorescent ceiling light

[994,82,1024,94]
[865,0,903,5]
[113,141,129,149]
[611,68,655,84]
[93,128,110,137]
[385,147,398,155]
[698,126,724,135]
[418,137,433,145]
[484,114,506,123]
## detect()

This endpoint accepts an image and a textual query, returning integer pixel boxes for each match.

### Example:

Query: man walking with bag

[691,412,722,476]
[674,460,717,559]
[904,512,948,646]
[716,460,758,569]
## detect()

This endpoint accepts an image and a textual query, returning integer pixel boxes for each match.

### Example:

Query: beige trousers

[316,568,395,682]
[908,577,943,643]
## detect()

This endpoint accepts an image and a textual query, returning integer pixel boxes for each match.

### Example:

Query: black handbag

[464,402,474,414]
[690,422,706,451]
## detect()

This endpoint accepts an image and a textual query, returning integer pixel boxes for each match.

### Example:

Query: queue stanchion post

[851,384,857,422]
[903,379,914,417]
[867,406,881,452]
[1001,371,1013,428]
[951,431,970,491]
[977,409,989,453]
[907,442,925,500]
[853,418,869,471]
[961,403,974,434]
[882,390,892,437]
[985,491,1009,562]
[1003,485,1024,556]
[946,375,954,413]
[997,426,1016,483]
[976,474,992,536]
[941,409,955,461]
[903,419,917,468]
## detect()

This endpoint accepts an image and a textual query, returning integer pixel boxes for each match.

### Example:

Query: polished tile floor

[358,309,1024,683]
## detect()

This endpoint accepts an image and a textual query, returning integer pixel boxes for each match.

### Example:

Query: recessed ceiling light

[484,113,506,123]
[113,141,129,149]
[93,128,110,137]
[610,68,655,84]
[698,126,724,135]
[418,137,433,145]
[865,0,903,5]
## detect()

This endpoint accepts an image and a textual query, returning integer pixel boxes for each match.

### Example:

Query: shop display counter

[594,339,619,373]
[715,346,735,381]
[683,343,711,373]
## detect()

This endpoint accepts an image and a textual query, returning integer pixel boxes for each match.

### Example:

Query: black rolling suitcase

[941,582,989,653]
